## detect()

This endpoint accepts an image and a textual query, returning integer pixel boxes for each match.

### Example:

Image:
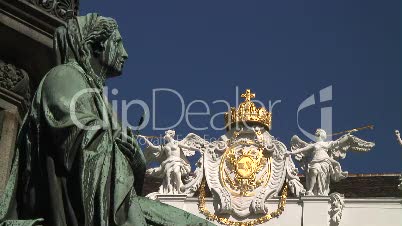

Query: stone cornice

[0,87,27,118]
[0,0,74,40]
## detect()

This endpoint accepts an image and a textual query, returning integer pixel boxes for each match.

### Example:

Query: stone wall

[156,195,402,226]
[0,61,30,194]
[0,0,79,195]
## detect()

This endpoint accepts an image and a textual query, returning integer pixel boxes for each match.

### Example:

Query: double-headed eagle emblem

[220,141,271,196]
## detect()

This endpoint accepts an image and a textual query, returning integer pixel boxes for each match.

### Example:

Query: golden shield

[236,156,255,178]
[219,141,271,196]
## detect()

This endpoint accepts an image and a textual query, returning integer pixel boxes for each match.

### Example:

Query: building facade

[0,2,401,226]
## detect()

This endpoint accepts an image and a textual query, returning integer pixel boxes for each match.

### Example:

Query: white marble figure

[139,130,208,195]
[287,128,375,196]
[395,130,402,190]
[329,192,345,226]
[396,130,402,146]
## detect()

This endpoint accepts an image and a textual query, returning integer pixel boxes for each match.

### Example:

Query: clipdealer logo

[297,85,333,141]
[69,85,334,142]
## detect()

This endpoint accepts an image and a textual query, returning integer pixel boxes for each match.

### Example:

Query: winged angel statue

[139,130,225,198]
[288,128,375,196]
[395,130,402,190]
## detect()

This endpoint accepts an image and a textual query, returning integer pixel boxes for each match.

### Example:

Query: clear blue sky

[80,0,401,173]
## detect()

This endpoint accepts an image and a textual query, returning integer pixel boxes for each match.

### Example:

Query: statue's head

[54,13,128,81]
[87,20,128,78]
[164,130,176,140]
[315,128,327,141]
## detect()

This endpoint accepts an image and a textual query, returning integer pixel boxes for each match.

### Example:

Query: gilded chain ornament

[198,179,288,226]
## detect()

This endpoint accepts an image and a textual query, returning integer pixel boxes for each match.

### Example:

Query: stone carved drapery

[26,0,79,20]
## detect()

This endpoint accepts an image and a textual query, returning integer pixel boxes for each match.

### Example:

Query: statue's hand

[395,130,400,136]
[145,168,154,176]
[116,137,136,151]
[137,135,149,143]
[284,152,292,157]
[348,129,358,135]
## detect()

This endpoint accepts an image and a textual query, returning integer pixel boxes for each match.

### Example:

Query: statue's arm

[41,66,120,165]
[291,145,313,155]
[146,140,160,150]
[178,143,198,151]
[138,135,160,150]
[42,65,146,195]
[42,67,98,127]
[329,134,351,148]
[395,130,402,146]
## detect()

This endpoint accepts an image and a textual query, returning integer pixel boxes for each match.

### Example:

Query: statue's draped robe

[148,154,191,194]
[307,148,347,195]
[0,13,214,226]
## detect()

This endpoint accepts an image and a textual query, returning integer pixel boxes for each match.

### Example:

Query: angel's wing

[291,135,309,150]
[143,142,165,164]
[329,134,375,159]
[290,135,309,161]
[179,133,209,156]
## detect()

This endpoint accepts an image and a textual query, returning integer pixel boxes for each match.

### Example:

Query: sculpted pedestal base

[301,196,331,226]
[153,195,402,226]
[0,88,27,195]
[156,194,188,210]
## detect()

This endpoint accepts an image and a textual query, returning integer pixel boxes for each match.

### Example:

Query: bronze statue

[0,13,213,226]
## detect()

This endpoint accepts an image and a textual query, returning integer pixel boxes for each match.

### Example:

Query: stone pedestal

[156,195,336,226]
[156,194,188,209]
[0,0,78,87]
[155,194,402,226]
[0,0,79,198]
[301,196,331,226]
[0,0,79,194]
[0,87,26,195]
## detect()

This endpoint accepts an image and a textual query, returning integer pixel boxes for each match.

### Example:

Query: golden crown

[224,89,272,130]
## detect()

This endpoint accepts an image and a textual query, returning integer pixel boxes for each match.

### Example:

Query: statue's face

[101,30,128,77]
[315,129,326,141]
[164,130,175,140]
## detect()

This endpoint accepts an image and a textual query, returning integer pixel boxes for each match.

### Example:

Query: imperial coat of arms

[202,89,304,217]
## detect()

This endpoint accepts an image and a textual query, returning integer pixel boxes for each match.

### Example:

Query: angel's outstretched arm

[329,134,351,148]
[178,143,199,151]
[395,130,402,146]
[138,135,161,150]
[291,145,313,155]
